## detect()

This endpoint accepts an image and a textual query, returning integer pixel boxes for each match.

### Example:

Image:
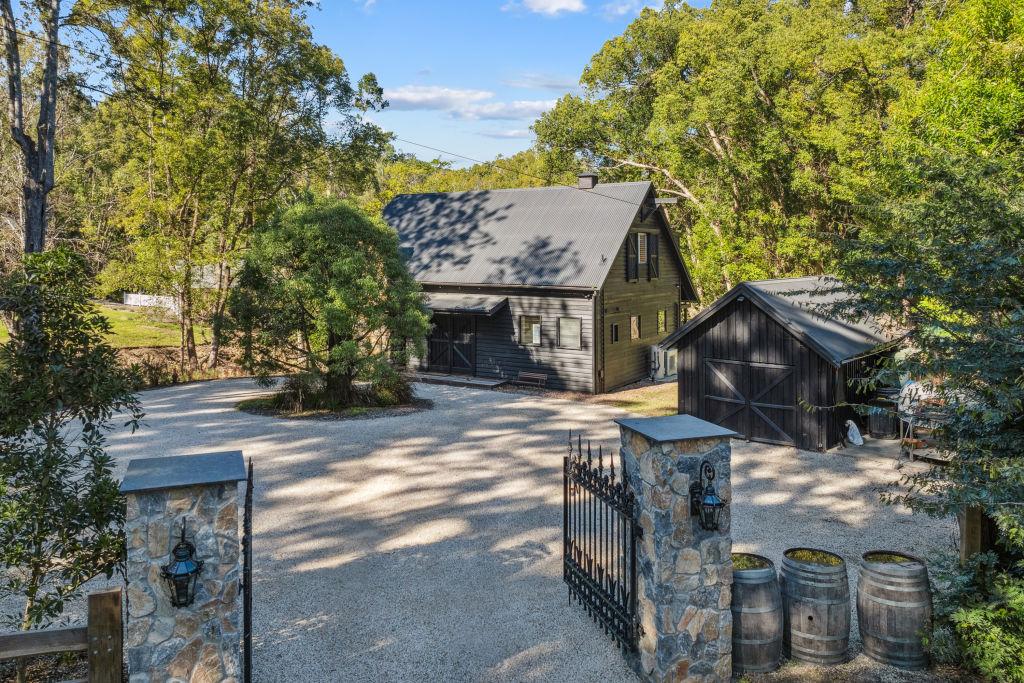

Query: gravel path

[15,378,959,682]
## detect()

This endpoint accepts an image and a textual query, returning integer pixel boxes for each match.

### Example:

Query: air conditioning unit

[649,345,678,381]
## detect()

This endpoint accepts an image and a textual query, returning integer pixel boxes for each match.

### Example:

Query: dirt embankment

[118,344,248,388]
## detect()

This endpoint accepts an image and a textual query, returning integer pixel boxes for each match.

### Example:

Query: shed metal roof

[422,293,507,316]
[661,276,899,366]
[383,182,658,289]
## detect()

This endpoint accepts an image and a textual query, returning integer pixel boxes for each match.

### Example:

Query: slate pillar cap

[120,451,246,494]
[614,414,738,443]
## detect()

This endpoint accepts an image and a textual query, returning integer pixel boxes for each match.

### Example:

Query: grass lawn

[592,381,678,417]
[0,303,209,348]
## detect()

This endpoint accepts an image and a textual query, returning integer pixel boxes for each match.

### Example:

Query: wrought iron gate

[563,433,642,651]
[241,459,254,683]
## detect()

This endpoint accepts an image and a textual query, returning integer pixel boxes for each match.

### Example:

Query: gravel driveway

[101,378,955,682]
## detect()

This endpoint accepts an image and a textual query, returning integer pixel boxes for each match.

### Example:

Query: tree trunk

[1,0,59,256]
[323,368,354,408]
[22,178,46,253]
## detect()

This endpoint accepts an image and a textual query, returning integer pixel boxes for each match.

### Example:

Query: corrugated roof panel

[383,182,651,289]
[745,276,897,365]
[661,276,899,365]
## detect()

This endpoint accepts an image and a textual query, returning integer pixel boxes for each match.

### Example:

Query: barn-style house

[659,276,898,451]
[383,174,698,393]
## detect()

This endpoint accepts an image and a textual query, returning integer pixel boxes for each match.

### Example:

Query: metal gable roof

[382,182,654,289]
[661,276,899,366]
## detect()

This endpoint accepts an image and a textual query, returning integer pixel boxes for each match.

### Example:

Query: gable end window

[558,317,582,350]
[520,315,542,346]
[647,233,659,279]
[638,233,648,264]
[625,234,639,281]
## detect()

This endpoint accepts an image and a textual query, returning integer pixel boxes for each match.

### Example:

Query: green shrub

[928,550,1024,680]
[0,249,143,628]
[229,198,428,411]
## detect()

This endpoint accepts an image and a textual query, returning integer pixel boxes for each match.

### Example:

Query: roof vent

[577,173,598,190]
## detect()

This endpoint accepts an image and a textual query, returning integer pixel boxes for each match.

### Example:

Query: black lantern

[689,461,726,531]
[161,521,203,607]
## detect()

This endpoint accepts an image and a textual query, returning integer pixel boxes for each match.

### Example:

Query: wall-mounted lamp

[161,521,203,607]
[689,461,726,531]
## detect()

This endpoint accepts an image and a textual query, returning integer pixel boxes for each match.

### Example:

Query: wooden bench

[516,371,548,388]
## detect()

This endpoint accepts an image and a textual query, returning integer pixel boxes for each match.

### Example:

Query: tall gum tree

[80,0,388,372]
[534,0,933,301]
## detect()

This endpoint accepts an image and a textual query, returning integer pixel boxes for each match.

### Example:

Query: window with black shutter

[625,234,638,281]
[648,233,659,279]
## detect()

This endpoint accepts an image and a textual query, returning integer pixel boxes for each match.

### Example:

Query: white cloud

[502,0,587,16]
[600,0,658,18]
[385,85,495,111]
[503,72,579,91]
[466,99,557,120]
[480,129,534,139]
[383,85,556,120]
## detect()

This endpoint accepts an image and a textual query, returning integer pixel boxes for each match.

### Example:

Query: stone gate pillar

[615,415,736,682]
[120,451,247,683]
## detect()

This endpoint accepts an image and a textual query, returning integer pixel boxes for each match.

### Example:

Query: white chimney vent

[577,173,598,190]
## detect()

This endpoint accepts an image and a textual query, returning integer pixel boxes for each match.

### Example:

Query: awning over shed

[422,293,507,316]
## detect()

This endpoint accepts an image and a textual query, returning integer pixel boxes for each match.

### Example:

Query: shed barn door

[704,359,797,446]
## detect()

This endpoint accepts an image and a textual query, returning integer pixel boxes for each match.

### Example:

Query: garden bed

[236,395,433,420]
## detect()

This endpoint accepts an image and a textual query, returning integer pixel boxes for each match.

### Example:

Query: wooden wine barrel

[731,553,783,673]
[780,547,850,665]
[857,551,932,670]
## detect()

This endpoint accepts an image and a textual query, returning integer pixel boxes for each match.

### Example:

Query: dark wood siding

[676,297,839,451]
[422,284,595,392]
[598,211,688,391]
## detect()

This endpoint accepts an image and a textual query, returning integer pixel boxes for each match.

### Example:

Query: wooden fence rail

[0,587,122,683]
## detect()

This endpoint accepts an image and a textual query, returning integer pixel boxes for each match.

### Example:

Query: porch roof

[422,293,508,316]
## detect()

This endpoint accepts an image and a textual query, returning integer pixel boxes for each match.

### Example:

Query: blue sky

[312,0,662,164]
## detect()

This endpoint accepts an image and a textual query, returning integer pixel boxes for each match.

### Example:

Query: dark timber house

[659,276,898,451]
[383,174,698,393]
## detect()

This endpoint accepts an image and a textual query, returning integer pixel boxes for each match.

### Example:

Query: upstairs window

[647,233,659,279]
[630,315,641,340]
[638,233,648,264]
[520,315,542,346]
[558,317,582,350]
[625,234,638,281]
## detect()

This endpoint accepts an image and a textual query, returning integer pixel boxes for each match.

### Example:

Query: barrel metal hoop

[733,605,782,614]
[782,594,850,605]
[859,592,931,609]
[860,576,930,593]
[735,636,783,645]
[790,630,849,642]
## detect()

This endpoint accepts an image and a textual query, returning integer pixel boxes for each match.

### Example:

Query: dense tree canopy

[228,198,428,410]
[534,0,933,301]
[79,0,389,372]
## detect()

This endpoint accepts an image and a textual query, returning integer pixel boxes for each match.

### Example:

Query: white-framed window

[557,317,582,350]
[520,315,542,346]
[637,233,648,264]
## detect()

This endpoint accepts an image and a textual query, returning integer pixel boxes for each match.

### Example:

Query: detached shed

[660,276,898,452]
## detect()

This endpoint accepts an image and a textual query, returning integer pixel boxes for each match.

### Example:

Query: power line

[392,136,655,210]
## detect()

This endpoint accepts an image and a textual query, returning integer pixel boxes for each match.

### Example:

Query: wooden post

[87,587,122,683]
